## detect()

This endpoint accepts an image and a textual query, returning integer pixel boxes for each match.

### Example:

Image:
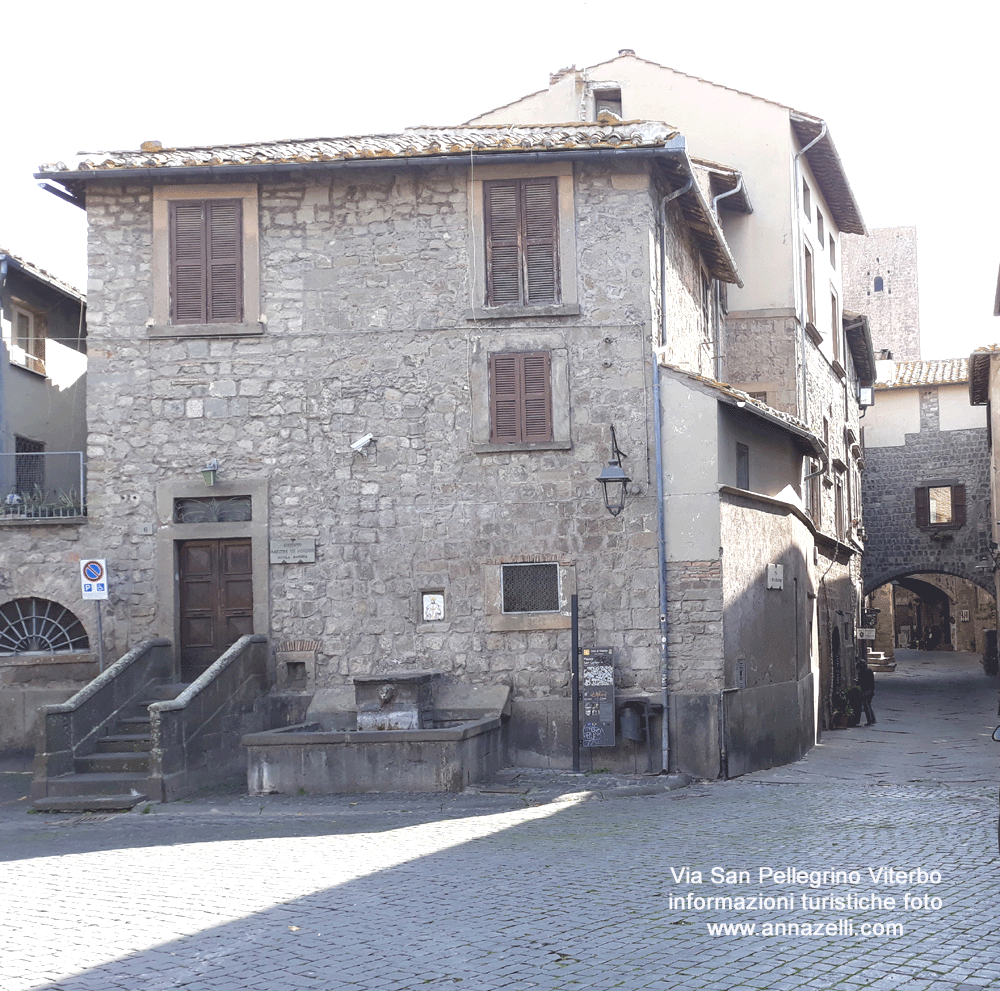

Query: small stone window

[502,563,560,613]
[874,276,884,292]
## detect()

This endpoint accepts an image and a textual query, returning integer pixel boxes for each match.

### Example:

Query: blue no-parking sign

[80,559,109,600]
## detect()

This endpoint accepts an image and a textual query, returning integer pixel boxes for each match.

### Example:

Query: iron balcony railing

[0,451,87,519]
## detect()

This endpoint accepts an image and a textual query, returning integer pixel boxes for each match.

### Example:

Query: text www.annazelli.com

[706,919,904,938]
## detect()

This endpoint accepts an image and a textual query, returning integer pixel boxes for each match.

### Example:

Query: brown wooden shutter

[31,313,46,372]
[952,484,966,527]
[485,182,522,306]
[207,200,243,322]
[489,352,521,442]
[914,486,929,527]
[521,178,558,304]
[484,178,559,306]
[520,351,552,440]
[170,199,243,323]
[489,351,552,443]
[170,202,208,323]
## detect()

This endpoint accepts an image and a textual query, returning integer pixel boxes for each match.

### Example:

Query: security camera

[350,433,375,452]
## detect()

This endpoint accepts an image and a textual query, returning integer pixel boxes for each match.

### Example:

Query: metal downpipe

[655,178,692,772]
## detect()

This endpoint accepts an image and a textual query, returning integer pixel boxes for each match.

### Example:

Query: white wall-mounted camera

[350,433,375,454]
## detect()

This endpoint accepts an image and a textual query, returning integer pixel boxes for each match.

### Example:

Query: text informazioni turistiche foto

[667,866,944,938]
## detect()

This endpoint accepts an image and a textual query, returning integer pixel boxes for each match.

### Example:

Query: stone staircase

[30,682,188,813]
[866,650,897,673]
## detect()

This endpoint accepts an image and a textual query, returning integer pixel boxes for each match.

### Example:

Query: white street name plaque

[270,538,316,564]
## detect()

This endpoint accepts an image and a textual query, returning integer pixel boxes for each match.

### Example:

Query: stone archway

[865,570,996,658]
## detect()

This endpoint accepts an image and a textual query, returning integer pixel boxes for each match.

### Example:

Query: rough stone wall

[863,384,992,595]
[58,162,714,722]
[720,315,799,415]
[804,338,864,545]
[658,191,719,379]
[666,560,723,693]
[841,227,920,361]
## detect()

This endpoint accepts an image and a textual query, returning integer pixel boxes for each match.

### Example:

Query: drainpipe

[792,122,828,425]
[710,178,742,380]
[654,177,693,773]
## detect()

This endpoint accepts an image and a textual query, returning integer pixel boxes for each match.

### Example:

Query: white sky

[3,0,997,359]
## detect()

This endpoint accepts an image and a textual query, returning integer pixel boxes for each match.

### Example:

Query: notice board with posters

[581,647,615,747]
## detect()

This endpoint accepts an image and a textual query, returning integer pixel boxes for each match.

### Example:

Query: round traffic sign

[83,561,104,582]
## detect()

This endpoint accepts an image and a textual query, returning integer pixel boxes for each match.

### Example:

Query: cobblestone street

[2,650,999,991]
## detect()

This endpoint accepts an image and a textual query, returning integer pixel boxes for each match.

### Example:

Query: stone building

[470,50,876,729]
[0,248,91,753]
[861,358,993,658]
[18,56,878,781]
[842,227,920,361]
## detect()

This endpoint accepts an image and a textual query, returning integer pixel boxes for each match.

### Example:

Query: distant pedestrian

[857,658,876,725]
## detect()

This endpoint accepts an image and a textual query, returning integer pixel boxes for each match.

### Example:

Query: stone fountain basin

[242,681,510,794]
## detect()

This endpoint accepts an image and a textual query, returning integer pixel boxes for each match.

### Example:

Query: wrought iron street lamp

[596,426,631,517]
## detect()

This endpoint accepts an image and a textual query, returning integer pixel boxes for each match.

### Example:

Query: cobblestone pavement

[1,650,999,991]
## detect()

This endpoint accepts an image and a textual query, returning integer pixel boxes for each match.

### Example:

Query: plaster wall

[718,405,803,501]
[864,389,920,448]
[719,493,816,773]
[939,384,985,432]
[0,268,87,495]
[470,55,800,313]
[660,374,720,562]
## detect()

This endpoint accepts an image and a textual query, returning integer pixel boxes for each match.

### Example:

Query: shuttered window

[484,178,559,307]
[489,351,553,444]
[915,484,965,528]
[169,200,243,323]
[11,305,46,375]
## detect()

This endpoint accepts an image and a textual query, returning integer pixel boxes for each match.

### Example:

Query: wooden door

[178,538,253,680]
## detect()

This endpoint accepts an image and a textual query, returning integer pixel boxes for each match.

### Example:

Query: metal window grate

[14,436,45,494]
[502,563,559,613]
[174,496,252,523]
[0,598,89,654]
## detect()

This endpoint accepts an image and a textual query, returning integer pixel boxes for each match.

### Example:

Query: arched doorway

[865,571,996,659]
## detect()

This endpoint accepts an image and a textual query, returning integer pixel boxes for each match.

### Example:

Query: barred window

[0,598,89,654]
[501,563,560,613]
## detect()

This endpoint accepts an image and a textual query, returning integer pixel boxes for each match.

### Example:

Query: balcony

[0,451,86,523]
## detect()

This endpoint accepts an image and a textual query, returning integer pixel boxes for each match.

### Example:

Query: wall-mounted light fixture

[201,458,219,487]
[596,425,631,517]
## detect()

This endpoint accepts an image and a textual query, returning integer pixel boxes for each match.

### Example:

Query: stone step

[115,715,151,732]
[42,772,148,797]
[75,752,151,775]
[30,792,147,813]
[95,734,152,753]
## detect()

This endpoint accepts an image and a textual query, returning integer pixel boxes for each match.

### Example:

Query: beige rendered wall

[864,389,920,447]
[938,383,985,432]
[470,56,799,313]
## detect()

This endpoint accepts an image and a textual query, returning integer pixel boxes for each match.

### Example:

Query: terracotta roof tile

[0,247,84,301]
[877,358,968,388]
[38,122,681,173]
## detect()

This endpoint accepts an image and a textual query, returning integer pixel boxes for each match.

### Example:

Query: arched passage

[865,570,995,658]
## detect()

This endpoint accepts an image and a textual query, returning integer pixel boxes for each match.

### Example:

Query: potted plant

[831,689,854,729]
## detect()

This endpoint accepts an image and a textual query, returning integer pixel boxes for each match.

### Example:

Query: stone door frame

[155,476,269,680]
